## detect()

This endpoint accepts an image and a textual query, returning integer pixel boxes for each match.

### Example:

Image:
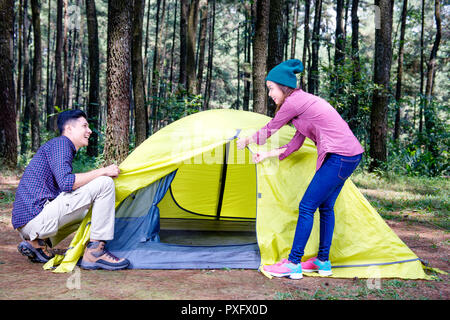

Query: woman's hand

[236,136,252,150]
[252,152,270,163]
[252,148,287,163]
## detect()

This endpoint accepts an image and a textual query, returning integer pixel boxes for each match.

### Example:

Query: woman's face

[266,81,285,106]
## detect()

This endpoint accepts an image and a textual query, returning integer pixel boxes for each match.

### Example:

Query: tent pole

[216,142,230,220]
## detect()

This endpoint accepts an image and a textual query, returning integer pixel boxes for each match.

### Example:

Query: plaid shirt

[12,135,76,229]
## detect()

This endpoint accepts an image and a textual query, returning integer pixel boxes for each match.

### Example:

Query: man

[12,109,129,270]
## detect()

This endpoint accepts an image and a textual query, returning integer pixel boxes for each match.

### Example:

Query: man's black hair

[57,109,88,134]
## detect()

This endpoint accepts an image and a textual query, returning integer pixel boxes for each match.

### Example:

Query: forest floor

[0,173,448,303]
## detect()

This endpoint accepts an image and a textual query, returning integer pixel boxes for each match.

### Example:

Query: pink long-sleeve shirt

[252,89,364,171]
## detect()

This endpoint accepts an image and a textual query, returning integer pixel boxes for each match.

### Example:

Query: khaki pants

[18,176,116,247]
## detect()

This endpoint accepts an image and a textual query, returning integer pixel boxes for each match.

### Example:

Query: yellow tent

[45,109,433,279]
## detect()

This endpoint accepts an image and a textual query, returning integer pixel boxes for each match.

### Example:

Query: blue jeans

[288,153,362,263]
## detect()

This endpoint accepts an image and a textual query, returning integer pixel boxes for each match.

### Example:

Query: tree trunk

[393,0,407,141]
[132,0,148,147]
[242,3,251,111]
[143,0,151,97]
[16,0,24,133]
[308,0,322,95]
[54,0,64,116]
[369,0,394,172]
[30,0,42,152]
[63,0,69,109]
[186,0,199,95]
[75,2,85,107]
[179,0,188,90]
[45,0,55,131]
[20,0,31,154]
[236,23,240,110]
[103,0,132,165]
[252,0,269,115]
[348,0,360,132]
[68,0,82,109]
[290,0,300,59]
[343,0,350,39]
[266,0,284,117]
[86,0,100,157]
[424,0,441,137]
[0,0,17,169]
[203,0,215,110]
[151,0,166,133]
[75,40,82,105]
[283,1,289,60]
[149,0,161,130]
[196,0,208,95]
[333,0,345,97]
[418,0,424,133]
[301,0,310,90]
[169,0,178,92]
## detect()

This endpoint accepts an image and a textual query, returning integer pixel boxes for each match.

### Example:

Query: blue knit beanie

[265,59,304,88]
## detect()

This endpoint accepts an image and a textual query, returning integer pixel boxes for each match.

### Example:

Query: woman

[237,59,364,279]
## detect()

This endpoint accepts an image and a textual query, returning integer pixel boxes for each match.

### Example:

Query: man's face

[64,117,92,150]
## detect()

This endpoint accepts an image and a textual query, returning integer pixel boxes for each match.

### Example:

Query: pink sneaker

[301,257,333,276]
[263,259,303,279]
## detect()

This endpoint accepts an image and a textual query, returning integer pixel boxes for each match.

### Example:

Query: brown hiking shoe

[80,241,130,270]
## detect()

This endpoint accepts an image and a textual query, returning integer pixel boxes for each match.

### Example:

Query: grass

[274,279,433,300]
[0,190,15,204]
[351,170,449,230]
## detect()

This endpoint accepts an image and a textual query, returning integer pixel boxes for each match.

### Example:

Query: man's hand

[73,164,121,190]
[102,164,120,178]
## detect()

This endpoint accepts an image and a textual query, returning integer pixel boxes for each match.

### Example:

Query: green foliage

[320,35,449,178]
[148,83,202,134]
[72,148,105,174]
[321,48,375,146]
[386,98,449,177]
[0,190,15,204]
[388,142,448,177]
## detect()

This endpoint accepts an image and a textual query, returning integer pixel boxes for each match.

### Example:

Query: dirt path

[0,175,448,300]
